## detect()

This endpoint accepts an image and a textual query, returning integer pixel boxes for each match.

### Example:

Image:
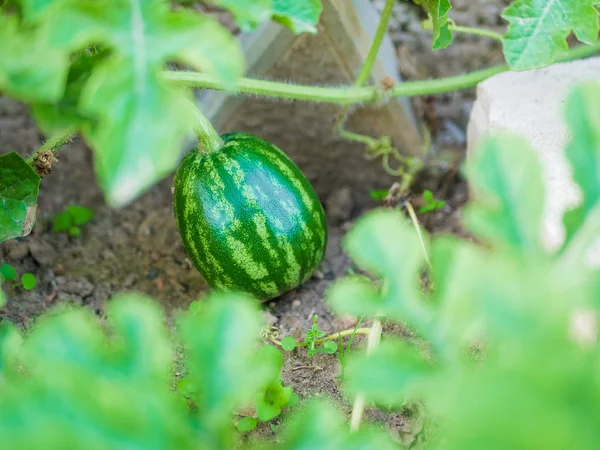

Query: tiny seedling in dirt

[19,273,37,291]
[419,189,445,213]
[0,263,17,282]
[53,205,94,236]
[0,264,36,291]
[281,316,339,357]
[304,315,338,357]
[369,189,389,201]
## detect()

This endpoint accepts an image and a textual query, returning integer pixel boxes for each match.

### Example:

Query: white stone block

[467,57,600,252]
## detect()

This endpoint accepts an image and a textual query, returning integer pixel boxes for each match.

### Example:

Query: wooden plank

[198,0,423,207]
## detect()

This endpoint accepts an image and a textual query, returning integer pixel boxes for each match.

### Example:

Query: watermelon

[173,132,327,300]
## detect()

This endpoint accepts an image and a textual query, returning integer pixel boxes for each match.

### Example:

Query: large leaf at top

[32,49,107,136]
[464,135,545,259]
[562,83,600,246]
[207,0,322,34]
[415,0,453,49]
[0,152,41,244]
[327,210,433,334]
[273,0,323,34]
[0,14,69,102]
[35,0,244,207]
[206,0,271,32]
[502,0,599,70]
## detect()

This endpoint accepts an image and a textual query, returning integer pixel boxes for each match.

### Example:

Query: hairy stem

[169,72,377,104]
[422,19,505,41]
[337,129,378,147]
[304,328,371,346]
[335,0,410,183]
[193,107,223,153]
[450,23,504,41]
[350,319,382,432]
[26,128,76,164]
[269,327,372,349]
[166,42,600,104]
[354,0,396,87]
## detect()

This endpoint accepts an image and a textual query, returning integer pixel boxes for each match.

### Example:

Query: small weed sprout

[419,189,445,213]
[53,205,94,236]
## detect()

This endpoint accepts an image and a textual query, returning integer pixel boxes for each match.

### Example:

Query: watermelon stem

[26,127,76,166]
[193,107,223,154]
[167,42,600,104]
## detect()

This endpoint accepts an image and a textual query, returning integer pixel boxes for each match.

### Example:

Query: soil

[0,1,506,446]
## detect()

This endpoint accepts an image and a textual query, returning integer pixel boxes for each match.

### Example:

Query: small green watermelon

[173,132,327,300]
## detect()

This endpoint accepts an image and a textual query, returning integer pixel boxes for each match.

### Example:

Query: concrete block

[467,57,600,252]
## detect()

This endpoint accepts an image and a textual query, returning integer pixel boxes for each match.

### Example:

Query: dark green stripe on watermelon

[173,132,327,300]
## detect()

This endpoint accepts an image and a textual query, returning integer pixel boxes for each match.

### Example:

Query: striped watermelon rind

[173,132,327,300]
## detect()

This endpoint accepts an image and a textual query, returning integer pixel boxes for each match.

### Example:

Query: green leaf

[178,292,280,438]
[285,392,299,407]
[68,226,81,237]
[369,189,389,201]
[0,264,17,282]
[434,237,568,350]
[415,0,453,49]
[323,340,337,354]
[0,321,22,376]
[420,198,446,214]
[346,341,432,407]
[256,390,282,421]
[20,273,37,291]
[42,1,244,206]
[19,0,64,22]
[254,346,291,421]
[66,205,94,226]
[32,49,107,135]
[52,211,73,232]
[236,416,258,433]
[203,0,322,34]
[327,210,432,334]
[562,83,600,245]
[207,0,272,32]
[0,287,5,309]
[464,135,545,258]
[275,400,399,450]
[327,277,381,318]
[423,189,435,203]
[176,377,197,400]
[281,336,297,351]
[0,152,41,243]
[0,294,197,448]
[502,0,599,70]
[273,0,323,34]
[0,15,69,102]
